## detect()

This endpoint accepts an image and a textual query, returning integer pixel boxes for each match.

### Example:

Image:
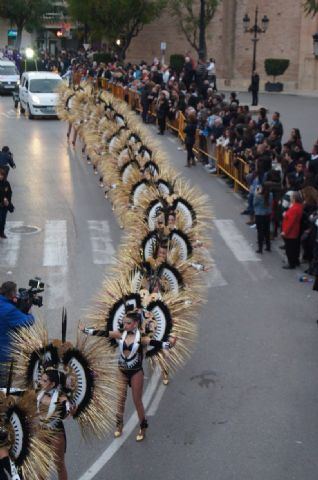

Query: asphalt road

[0,91,317,480]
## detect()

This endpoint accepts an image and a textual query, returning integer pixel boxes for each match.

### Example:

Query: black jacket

[0,152,15,169]
[0,179,12,208]
[184,122,197,145]
[157,98,169,119]
[251,73,260,92]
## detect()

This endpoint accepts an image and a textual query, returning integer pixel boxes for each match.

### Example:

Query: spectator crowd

[93,54,318,285]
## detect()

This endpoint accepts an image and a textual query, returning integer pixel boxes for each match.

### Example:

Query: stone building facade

[126,0,318,92]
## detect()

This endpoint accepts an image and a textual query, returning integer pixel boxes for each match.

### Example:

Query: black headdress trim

[169,229,193,256]
[145,198,167,222]
[107,299,125,347]
[141,231,158,260]
[62,349,94,418]
[128,133,141,142]
[156,179,174,194]
[172,197,196,223]
[143,160,160,176]
[119,159,140,177]
[145,300,172,357]
[26,344,59,387]
[157,262,184,287]
[107,125,126,143]
[130,178,150,202]
[138,145,152,156]
[6,403,30,466]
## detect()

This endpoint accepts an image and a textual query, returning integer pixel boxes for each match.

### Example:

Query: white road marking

[206,264,228,288]
[0,221,23,267]
[43,220,68,266]
[201,247,228,288]
[88,220,116,264]
[214,219,261,262]
[42,221,69,309]
[45,266,70,310]
[78,369,161,480]
[147,383,167,416]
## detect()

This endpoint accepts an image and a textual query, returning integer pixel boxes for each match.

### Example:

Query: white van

[19,71,63,118]
[0,59,20,94]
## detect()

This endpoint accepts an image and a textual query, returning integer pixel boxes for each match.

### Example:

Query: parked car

[19,71,62,119]
[0,59,20,94]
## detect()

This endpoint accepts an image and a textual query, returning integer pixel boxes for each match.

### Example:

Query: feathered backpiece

[0,386,54,480]
[10,314,118,439]
[58,83,213,385]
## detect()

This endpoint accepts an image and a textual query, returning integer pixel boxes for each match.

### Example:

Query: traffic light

[56,30,63,38]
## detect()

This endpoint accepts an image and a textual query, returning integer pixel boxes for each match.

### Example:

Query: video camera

[16,278,45,313]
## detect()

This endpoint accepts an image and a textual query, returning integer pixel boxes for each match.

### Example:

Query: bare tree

[304,0,318,15]
[169,0,221,60]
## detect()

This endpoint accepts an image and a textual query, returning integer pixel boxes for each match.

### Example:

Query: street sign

[160,42,166,51]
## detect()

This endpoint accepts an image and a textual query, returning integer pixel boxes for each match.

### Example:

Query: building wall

[126,0,318,91]
[0,19,33,50]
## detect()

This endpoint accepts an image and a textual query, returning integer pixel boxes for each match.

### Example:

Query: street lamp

[25,48,34,59]
[24,48,37,72]
[243,7,269,73]
[313,33,318,57]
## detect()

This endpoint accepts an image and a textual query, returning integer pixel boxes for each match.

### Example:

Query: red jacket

[282,203,303,239]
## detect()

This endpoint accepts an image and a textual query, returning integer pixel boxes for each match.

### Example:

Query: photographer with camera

[0,281,34,387]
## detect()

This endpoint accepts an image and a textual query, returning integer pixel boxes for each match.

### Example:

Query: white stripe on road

[206,264,228,288]
[78,369,161,480]
[42,221,69,309]
[0,221,23,267]
[45,266,70,310]
[200,247,228,288]
[88,220,116,265]
[214,219,261,262]
[43,220,68,266]
[147,383,167,416]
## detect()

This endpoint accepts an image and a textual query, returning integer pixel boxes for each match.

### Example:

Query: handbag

[7,203,15,213]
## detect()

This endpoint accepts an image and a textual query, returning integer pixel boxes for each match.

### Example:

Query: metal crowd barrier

[100,80,249,192]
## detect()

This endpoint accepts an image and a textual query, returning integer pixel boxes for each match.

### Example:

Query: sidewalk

[220,85,318,98]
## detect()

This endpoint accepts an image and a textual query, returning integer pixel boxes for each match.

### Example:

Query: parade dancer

[82,309,175,441]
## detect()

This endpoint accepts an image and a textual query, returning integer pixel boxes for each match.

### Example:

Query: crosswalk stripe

[88,220,116,264]
[206,264,228,288]
[214,219,261,262]
[46,266,70,310]
[0,221,23,267]
[43,220,68,267]
[199,247,228,288]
